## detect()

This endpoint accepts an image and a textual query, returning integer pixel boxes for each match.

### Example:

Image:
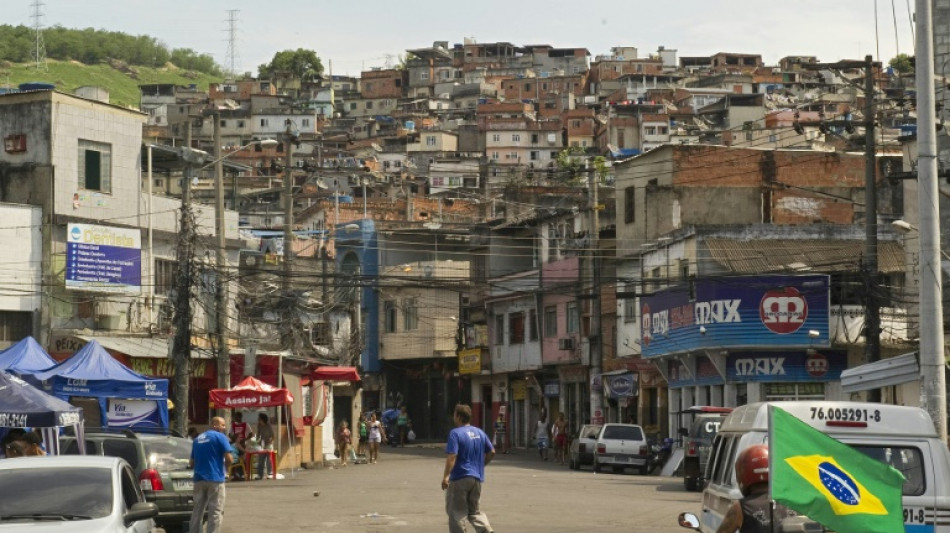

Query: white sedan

[0,455,159,532]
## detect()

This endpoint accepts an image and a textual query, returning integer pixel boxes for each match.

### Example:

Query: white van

[696,401,950,533]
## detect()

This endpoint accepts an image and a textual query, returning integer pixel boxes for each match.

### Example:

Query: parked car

[0,455,158,532]
[568,423,602,470]
[681,406,732,491]
[61,428,194,533]
[592,423,650,474]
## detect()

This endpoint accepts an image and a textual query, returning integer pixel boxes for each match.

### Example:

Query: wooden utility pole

[589,164,604,425]
[171,124,195,436]
[213,114,230,418]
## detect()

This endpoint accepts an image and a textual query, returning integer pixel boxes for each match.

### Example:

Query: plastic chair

[228,460,246,481]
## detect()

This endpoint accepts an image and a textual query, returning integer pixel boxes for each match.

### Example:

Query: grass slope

[0,59,223,109]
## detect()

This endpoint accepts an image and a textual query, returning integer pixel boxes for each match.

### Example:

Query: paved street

[220,445,702,533]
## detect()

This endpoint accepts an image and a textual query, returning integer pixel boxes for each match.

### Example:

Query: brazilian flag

[770,406,905,533]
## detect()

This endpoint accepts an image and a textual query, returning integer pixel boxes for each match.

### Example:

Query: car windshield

[144,437,193,471]
[603,425,643,440]
[0,466,112,519]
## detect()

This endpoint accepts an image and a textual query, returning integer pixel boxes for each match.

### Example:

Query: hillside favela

[1,2,950,533]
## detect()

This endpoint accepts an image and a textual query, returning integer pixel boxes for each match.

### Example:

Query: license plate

[174,480,193,491]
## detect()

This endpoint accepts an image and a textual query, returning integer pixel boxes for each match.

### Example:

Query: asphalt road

[218,444,703,533]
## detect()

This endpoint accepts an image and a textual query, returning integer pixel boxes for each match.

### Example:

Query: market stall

[209,376,294,479]
[0,370,84,454]
[0,336,57,377]
[29,340,169,429]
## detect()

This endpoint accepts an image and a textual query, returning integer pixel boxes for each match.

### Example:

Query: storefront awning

[76,336,212,360]
[839,352,919,393]
[704,238,905,274]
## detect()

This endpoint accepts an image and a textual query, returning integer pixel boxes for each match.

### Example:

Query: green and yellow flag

[770,406,905,533]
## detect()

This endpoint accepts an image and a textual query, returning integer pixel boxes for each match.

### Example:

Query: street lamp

[891,219,950,261]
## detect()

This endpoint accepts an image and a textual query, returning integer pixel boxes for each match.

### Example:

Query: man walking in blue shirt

[189,416,233,533]
[442,404,495,533]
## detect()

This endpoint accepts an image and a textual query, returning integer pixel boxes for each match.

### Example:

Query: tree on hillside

[889,53,914,74]
[258,49,324,81]
[0,24,221,75]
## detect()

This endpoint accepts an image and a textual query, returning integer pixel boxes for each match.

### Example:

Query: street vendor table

[244,450,276,480]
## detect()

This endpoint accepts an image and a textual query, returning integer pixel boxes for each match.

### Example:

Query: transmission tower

[29,0,48,71]
[224,10,239,78]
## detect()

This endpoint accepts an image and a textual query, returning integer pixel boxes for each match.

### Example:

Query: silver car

[568,423,602,470]
[0,455,158,532]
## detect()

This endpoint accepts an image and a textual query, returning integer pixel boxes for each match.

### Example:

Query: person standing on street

[442,404,495,533]
[255,413,275,479]
[189,416,233,533]
[367,412,386,464]
[535,413,550,461]
[397,406,410,447]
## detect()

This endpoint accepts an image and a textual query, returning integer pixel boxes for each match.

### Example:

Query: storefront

[640,274,833,439]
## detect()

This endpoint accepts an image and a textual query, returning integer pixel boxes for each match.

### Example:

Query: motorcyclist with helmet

[715,444,796,533]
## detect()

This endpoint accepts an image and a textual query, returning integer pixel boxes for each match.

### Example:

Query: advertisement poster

[65,223,142,294]
[640,274,830,357]
[107,399,163,428]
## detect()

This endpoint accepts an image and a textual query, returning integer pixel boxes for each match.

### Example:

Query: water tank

[405,121,415,131]
[18,82,55,91]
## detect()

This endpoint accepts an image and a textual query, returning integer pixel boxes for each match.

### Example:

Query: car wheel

[639,464,649,475]
[569,454,579,470]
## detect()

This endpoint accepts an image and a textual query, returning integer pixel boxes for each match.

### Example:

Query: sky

[21,1,919,76]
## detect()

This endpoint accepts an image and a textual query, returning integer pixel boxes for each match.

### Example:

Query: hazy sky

[22,1,918,76]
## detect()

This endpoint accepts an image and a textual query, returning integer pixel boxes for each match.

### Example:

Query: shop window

[544,305,557,338]
[509,311,525,344]
[764,382,824,401]
[402,298,418,330]
[566,302,579,334]
[528,309,539,341]
[154,259,177,296]
[78,140,112,193]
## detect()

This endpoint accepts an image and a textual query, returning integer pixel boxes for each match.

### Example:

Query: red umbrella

[209,376,294,409]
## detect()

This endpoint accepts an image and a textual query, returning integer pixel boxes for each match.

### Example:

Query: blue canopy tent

[0,336,56,376]
[0,370,84,455]
[30,340,169,429]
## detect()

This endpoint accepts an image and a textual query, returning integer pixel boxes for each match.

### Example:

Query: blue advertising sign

[640,275,829,357]
[726,350,847,382]
[65,224,141,294]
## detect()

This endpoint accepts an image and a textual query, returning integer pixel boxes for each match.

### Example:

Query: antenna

[29,0,47,71]
[224,10,239,78]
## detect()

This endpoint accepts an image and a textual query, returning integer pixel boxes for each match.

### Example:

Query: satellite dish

[314,178,329,190]
[371,143,383,152]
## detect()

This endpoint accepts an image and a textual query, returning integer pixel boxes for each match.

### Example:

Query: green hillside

[0,59,223,109]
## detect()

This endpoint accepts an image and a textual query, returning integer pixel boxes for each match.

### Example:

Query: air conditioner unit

[98,313,125,331]
[240,251,264,269]
[558,338,575,350]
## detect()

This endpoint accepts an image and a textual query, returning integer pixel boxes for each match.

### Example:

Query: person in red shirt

[230,412,250,443]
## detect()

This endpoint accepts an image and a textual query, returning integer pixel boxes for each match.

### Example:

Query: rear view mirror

[678,511,701,531]
[124,502,158,526]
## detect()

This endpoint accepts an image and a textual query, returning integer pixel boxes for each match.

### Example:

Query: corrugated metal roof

[77,336,213,359]
[704,238,905,274]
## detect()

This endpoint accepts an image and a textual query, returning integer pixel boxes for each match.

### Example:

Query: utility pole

[915,0,947,442]
[283,121,295,293]
[862,54,882,402]
[589,164,604,425]
[171,123,196,437]
[805,57,881,401]
[213,115,230,419]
